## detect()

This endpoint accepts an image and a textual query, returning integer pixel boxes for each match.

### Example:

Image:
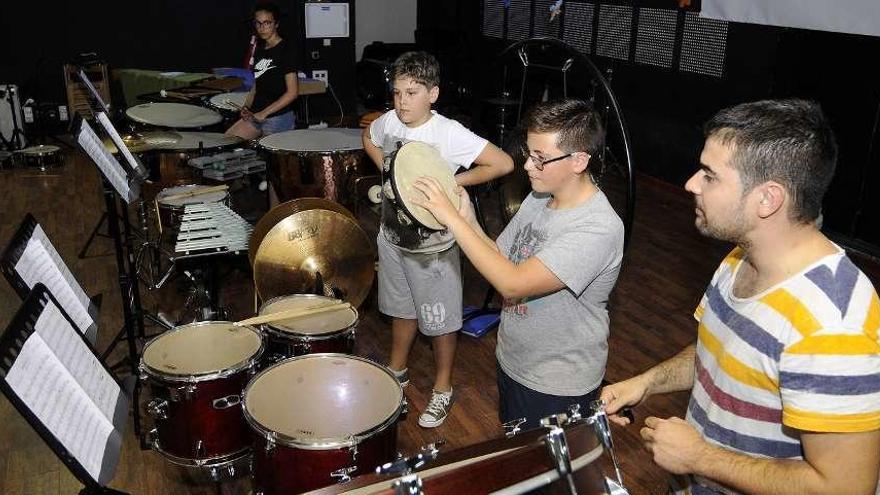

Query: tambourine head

[390,141,459,231]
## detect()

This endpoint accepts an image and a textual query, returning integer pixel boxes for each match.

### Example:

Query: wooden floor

[1,146,876,495]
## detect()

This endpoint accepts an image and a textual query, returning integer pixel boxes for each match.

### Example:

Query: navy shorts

[497,363,601,429]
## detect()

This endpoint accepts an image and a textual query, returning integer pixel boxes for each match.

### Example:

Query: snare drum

[126,102,223,130]
[20,144,64,171]
[140,321,264,469]
[258,129,371,207]
[244,354,405,494]
[259,294,357,362]
[156,184,231,234]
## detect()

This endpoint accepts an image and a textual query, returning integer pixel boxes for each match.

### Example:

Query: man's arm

[454,142,514,187]
[642,418,880,495]
[362,126,384,171]
[600,344,697,425]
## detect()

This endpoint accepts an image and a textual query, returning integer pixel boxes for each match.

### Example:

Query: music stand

[73,115,148,446]
[0,283,129,495]
[1,213,102,345]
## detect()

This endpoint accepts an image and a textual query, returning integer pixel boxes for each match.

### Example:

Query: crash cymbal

[482,96,522,107]
[103,131,183,153]
[253,209,374,307]
[249,197,356,266]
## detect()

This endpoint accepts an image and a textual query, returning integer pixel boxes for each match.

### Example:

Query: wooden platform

[1,146,875,494]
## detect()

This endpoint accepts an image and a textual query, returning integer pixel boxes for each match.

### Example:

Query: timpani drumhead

[156,184,229,207]
[391,141,460,230]
[164,132,242,151]
[142,321,262,379]
[126,102,223,129]
[208,92,249,112]
[244,354,403,447]
[258,128,363,152]
[260,294,358,336]
[22,144,61,156]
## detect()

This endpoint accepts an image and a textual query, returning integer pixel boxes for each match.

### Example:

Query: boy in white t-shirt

[362,51,513,428]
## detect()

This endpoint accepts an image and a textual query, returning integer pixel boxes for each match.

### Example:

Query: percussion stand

[0,85,26,151]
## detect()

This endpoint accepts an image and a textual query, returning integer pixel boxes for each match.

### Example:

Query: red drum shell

[259,294,358,362]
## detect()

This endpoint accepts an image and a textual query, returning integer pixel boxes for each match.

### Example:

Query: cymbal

[482,96,522,107]
[103,131,182,153]
[249,197,356,266]
[253,209,375,308]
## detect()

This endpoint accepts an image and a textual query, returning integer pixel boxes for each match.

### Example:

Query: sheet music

[32,302,121,419]
[96,111,146,180]
[76,119,136,203]
[14,231,96,342]
[5,334,115,482]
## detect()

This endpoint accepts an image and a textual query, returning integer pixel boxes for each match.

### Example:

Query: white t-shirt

[369,110,487,252]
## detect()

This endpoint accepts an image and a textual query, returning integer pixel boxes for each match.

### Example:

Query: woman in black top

[226,2,299,139]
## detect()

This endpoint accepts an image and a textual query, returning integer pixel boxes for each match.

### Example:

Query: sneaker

[390,367,410,388]
[418,389,454,428]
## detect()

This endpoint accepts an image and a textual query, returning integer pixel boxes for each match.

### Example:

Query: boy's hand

[411,176,460,227]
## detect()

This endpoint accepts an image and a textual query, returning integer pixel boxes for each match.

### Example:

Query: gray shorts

[377,234,463,336]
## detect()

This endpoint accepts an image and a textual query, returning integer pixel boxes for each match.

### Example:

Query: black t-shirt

[251,39,297,117]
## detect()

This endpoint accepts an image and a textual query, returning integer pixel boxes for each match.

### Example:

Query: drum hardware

[392,474,423,495]
[503,418,528,438]
[147,398,169,419]
[588,401,624,489]
[212,395,242,409]
[377,441,444,476]
[331,466,358,483]
[541,416,579,495]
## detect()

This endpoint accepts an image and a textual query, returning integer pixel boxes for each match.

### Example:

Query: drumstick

[234,301,350,327]
[160,184,229,202]
[224,99,243,110]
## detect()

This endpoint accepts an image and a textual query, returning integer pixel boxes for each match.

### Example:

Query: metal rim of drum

[140,320,264,383]
[259,294,359,341]
[242,353,404,450]
[149,439,251,469]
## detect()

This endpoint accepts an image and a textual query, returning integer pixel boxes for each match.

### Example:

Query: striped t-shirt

[684,246,880,494]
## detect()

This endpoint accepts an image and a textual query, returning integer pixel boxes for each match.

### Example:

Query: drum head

[22,144,61,156]
[244,355,402,447]
[165,132,242,151]
[260,294,358,336]
[208,92,249,112]
[391,141,460,230]
[142,321,262,380]
[126,102,223,128]
[157,184,229,206]
[258,128,363,152]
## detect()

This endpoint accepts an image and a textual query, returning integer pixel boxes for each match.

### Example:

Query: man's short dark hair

[522,99,605,159]
[705,99,837,223]
[390,51,440,89]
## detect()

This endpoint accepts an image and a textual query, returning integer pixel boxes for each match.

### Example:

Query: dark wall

[416,0,880,253]
[0,0,356,124]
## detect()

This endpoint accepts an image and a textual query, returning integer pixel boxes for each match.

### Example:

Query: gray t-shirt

[495,190,624,396]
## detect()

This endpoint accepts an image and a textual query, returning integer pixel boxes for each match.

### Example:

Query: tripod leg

[78,211,108,259]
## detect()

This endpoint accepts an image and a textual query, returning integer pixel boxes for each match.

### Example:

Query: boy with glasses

[413,99,624,427]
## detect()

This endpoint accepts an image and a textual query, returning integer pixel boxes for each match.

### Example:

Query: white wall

[355,0,418,60]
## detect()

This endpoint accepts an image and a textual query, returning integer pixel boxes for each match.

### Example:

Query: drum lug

[146,427,160,450]
[170,384,196,401]
[566,403,583,424]
[391,473,424,495]
[264,436,276,456]
[193,439,206,464]
[401,397,409,415]
[212,394,241,409]
[295,341,312,354]
[347,435,358,461]
[502,417,527,437]
[543,424,578,495]
[147,398,169,419]
[330,466,357,484]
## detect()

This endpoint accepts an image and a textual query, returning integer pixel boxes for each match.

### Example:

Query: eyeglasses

[526,152,579,171]
[253,20,275,28]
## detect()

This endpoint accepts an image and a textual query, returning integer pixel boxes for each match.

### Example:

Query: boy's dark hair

[704,99,837,223]
[522,99,605,158]
[390,51,441,88]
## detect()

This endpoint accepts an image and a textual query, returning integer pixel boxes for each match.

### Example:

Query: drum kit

[118,92,630,494]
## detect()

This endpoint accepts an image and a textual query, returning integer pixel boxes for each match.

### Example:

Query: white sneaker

[390,367,409,387]
[418,389,454,428]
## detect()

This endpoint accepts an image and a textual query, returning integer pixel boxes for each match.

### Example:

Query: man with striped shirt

[601,99,880,494]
